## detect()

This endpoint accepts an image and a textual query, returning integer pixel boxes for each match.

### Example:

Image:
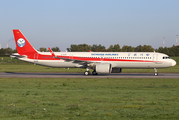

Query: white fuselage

[17,52,176,69]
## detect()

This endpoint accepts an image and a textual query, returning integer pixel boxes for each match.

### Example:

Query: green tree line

[67,44,179,56]
[0,48,17,57]
[0,45,179,56]
[0,47,61,57]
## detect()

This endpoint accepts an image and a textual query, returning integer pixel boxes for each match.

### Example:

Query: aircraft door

[153,54,158,63]
[69,55,73,59]
[34,53,38,64]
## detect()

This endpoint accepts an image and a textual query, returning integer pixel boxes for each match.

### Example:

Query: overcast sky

[0,0,179,51]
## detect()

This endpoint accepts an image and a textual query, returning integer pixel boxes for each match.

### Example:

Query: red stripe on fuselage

[28,54,155,63]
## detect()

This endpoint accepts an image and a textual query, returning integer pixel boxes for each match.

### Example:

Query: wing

[48,48,101,67]
[55,56,99,64]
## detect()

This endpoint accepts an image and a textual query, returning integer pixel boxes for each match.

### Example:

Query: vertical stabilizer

[13,29,37,56]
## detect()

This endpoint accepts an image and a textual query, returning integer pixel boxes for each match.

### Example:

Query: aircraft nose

[172,60,176,66]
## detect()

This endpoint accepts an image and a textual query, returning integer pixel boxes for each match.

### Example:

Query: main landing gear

[154,68,158,76]
[84,68,98,76]
[92,70,98,75]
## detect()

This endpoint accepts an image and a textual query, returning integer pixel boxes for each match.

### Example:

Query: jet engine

[95,63,112,73]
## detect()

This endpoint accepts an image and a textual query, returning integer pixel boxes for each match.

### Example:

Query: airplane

[11,29,176,76]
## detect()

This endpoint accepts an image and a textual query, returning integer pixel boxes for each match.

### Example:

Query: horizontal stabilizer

[10,53,27,59]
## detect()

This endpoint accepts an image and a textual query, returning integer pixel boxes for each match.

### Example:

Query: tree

[39,47,47,52]
[0,48,16,56]
[121,45,134,52]
[169,45,179,56]
[134,45,142,52]
[95,48,108,52]
[158,47,170,56]
[113,44,121,52]
[13,48,17,53]
[107,45,114,52]
[67,44,77,52]
[78,44,91,52]
[67,44,91,52]
[91,44,106,52]
[141,45,154,52]
[134,45,154,52]
[107,44,121,52]
[51,47,60,52]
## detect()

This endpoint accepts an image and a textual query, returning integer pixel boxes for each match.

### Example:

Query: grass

[0,57,178,120]
[0,64,179,73]
[0,78,179,119]
[0,57,179,73]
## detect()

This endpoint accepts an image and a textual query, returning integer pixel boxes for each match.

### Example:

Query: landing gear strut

[154,68,158,76]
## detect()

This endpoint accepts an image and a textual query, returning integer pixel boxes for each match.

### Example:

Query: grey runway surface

[0,72,179,78]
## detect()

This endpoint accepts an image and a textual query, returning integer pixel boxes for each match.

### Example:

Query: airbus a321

[11,29,176,76]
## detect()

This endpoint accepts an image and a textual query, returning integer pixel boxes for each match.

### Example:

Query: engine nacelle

[111,68,122,73]
[95,63,112,73]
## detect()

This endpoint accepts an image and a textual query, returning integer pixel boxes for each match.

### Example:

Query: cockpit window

[163,56,170,59]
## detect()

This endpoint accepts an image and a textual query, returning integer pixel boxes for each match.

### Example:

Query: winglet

[48,47,55,57]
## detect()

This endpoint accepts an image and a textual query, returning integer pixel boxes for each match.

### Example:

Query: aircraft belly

[114,61,172,68]
[114,62,152,68]
[37,60,76,67]
[19,58,76,68]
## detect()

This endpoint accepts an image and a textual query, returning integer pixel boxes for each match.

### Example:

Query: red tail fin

[13,29,37,55]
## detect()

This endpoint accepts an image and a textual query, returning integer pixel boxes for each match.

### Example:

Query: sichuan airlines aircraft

[11,29,176,76]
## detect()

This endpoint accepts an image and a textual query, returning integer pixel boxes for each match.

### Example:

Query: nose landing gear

[154,68,158,76]
[84,71,90,76]
[84,67,90,76]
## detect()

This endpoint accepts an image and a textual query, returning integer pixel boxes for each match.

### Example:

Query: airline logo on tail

[13,29,37,55]
[17,38,26,47]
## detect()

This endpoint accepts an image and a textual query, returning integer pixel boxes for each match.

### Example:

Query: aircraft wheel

[84,71,90,76]
[154,73,158,76]
[154,68,158,76]
[92,71,98,75]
